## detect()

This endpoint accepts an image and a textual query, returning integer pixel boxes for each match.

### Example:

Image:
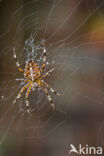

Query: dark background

[0,0,104,156]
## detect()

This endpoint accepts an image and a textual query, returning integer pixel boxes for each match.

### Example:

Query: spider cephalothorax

[13,46,60,114]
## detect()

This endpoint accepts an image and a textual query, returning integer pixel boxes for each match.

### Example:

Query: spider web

[0,0,104,155]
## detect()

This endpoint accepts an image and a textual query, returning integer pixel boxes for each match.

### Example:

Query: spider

[13,45,60,114]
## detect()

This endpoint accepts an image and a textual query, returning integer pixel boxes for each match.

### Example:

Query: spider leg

[41,85,55,110]
[40,68,54,79]
[43,81,60,96]
[13,47,24,73]
[41,46,46,73]
[25,83,33,114]
[13,83,30,104]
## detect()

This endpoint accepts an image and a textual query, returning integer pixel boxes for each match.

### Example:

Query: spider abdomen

[24,60,41,80]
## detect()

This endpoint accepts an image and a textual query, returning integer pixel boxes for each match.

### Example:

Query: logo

[68,144,102,155]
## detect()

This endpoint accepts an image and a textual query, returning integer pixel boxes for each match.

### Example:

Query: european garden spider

[13,46,60,114]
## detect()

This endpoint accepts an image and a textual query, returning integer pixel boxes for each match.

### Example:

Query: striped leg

[41,46,46,73]
[13,83,30,104]
[40,68,54,79]
[43,81,60,96]
[25,83,33,114]
[13,47,24,73]
[41,86,55,110]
